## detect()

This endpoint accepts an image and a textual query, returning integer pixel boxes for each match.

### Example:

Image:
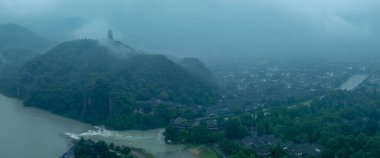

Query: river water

[339,74,369,91]
[0,94,194,158]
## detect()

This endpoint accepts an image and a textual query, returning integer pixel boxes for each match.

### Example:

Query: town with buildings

[168,57,380,158]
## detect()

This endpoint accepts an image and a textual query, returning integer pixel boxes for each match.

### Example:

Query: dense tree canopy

[255,88,380,158]
[73,138,133,158]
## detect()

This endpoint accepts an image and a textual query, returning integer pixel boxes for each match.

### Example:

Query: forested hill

[175,57,216,81]
[0,23,52,67]
[5,39,218,130]
[0,24,53,66]
[0,24,53,93]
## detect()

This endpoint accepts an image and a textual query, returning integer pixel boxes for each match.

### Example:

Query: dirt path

[189,148,200,157]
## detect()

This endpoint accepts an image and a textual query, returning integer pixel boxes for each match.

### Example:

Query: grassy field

[199,146,218,158]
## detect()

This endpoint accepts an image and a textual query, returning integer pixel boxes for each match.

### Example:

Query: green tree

[223,119,248,139]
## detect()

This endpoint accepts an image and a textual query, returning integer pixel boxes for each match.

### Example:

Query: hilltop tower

[108,30,113,41]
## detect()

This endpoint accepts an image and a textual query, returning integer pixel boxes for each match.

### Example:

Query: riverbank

[60,138,155,158]
[0,94,92,158]
[64,127,197,158]
[0,94,197,158]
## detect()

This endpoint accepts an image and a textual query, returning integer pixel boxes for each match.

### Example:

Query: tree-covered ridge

[255,88,380,158]
[7,39,218,130]
[176,57,216,81]
[0,24,53,95]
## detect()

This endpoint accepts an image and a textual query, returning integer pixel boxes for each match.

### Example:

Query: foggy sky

[1,0,379,59]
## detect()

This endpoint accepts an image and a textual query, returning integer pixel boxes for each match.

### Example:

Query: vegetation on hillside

[176,57,215,81]
[0,23,52,93]
[254,88,380,158]
[164,118,255,158]
[4,39,218,130]
[165,87,380,158]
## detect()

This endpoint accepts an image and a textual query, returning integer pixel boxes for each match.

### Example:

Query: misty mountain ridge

[0,23,52,51]
[0,23,54,90]
[0,23,52,65]
[2,38,218,130]
[1,1,380,157]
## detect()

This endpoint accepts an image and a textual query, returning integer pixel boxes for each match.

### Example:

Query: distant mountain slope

[0,24,53,92]
[0,23,52,50]
[176,57,215,81]
[6,39,218,129]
